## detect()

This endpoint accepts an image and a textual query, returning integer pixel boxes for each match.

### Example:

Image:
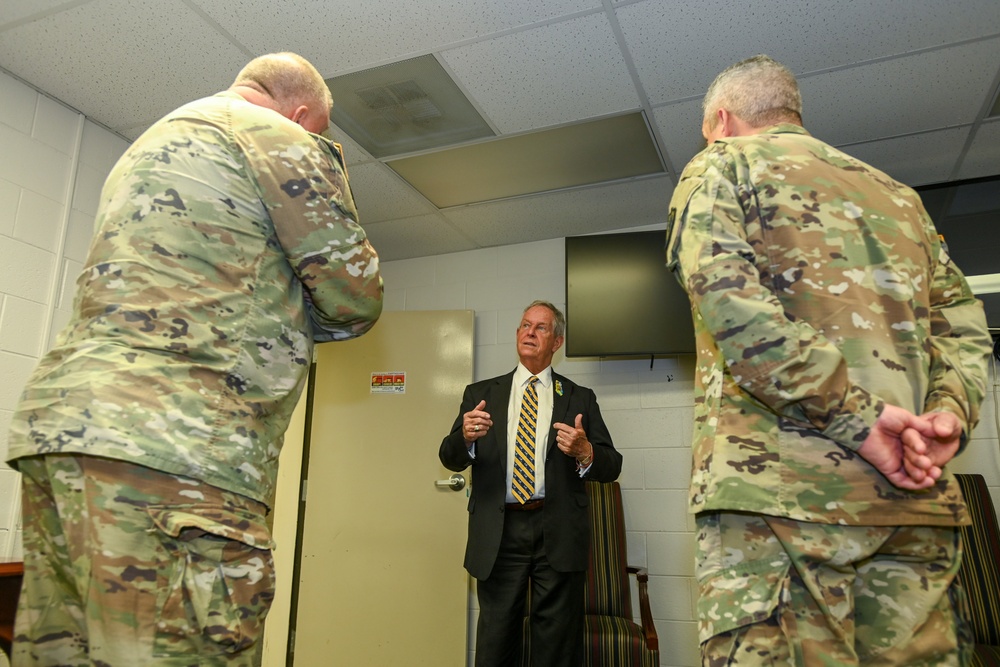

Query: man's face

[516,305,564,372]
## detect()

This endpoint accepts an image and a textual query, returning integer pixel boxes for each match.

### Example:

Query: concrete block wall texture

[378,248,1000,667]
[0,68,129,559]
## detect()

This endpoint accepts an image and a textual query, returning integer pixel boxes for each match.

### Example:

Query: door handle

[435,474,466,492]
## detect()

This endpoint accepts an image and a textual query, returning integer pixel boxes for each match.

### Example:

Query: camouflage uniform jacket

[666,123,991,526]
[7,91,383,506]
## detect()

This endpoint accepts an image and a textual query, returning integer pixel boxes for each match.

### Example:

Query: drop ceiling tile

[326,54,495,158]
[0,0,248,134]
[188,0,601,76]
[801,38,1000,146]
[388,112,663,207]
[329,121,376,168]
[442,176,673,248]
[657,105,977,191]
[441,12,640,133]
[839,128,970,188]
[651,99,705,175]
[363,214,476,262]
[957,119,1000,181]
[118,124,152,143]
[0,0,77,26]
[617,0,1000,105]
[3,0,999,266]
[348,161,437,225]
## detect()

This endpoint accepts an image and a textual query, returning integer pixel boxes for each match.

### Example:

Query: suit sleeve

[243,124,383,343]
[439,384,478,472]
[579,387,622,482]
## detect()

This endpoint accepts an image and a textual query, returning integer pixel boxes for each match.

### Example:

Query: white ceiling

[1,0,999,262]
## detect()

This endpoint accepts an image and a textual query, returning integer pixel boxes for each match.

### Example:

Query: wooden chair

[581,481,659,666]
[0,560,24,658]
[522,481,659,666]
[954,473,1000,667]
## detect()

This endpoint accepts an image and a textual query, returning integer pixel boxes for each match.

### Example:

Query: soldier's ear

[290,105,308,126]
[717,109,735,137]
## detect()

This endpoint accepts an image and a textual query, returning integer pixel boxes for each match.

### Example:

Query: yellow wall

[261,387,308,666]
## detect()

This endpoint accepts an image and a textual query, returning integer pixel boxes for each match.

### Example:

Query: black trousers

[475,508,585,667]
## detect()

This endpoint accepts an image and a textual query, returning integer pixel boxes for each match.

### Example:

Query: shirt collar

[515,363,553,389]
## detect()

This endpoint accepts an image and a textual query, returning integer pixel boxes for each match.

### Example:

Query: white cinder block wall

[1,67,998,667]
[0,68,130,561]
[380,239,1000,667]
[379,244,704,667]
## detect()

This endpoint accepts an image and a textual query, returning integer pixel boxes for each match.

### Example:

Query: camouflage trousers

[13,454,275,667]
[695,511,972,666]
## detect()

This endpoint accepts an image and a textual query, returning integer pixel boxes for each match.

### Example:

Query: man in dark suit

[440,300,622,667]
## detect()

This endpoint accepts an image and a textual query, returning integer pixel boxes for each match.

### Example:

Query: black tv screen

[565,230,695,357]
[917,174,1000,332]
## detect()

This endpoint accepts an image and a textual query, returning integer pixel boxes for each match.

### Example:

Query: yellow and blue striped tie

[512,376,539,504]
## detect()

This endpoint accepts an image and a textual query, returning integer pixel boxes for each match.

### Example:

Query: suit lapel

[548,372,572,454]
[489,371,514,468]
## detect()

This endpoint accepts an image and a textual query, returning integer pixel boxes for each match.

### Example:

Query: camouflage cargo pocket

[147,504,276,656]
[695,512,790,643]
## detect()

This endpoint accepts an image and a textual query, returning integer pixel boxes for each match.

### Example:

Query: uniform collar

[759,122,811,137]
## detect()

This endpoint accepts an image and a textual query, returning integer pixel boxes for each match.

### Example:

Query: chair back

[584,481,632,619]
[954,473,1000,648]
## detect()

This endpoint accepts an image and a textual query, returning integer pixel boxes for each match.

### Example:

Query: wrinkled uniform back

[7,92,383,505]
[667,124,991,526]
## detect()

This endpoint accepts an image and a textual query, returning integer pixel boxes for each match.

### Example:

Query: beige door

[292,310,474,666]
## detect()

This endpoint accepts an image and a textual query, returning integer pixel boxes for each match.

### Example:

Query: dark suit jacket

[439,369,622,580]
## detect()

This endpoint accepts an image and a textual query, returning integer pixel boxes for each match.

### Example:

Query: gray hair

[233,52,333,115]
[524,300,566,339]
[702,54,802,130]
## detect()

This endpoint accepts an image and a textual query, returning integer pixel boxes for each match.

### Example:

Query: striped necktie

[512,376,540,504]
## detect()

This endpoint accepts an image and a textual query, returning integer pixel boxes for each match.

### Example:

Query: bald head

[232,52,333,134]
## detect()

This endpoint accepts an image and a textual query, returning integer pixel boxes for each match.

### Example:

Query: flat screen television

[565,230,696,357]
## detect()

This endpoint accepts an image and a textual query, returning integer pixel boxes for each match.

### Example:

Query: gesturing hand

[463,400,492,443]
[554,414,592,462]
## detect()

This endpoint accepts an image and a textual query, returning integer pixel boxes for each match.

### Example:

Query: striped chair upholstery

[521,481,659,667]
[582,481,659,667]
[955,473,1000,667]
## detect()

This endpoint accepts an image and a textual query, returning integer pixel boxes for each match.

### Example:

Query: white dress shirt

[466,363,591,496]
[505,363,554,502]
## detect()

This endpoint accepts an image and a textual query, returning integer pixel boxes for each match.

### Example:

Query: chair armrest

[627,565,659,651]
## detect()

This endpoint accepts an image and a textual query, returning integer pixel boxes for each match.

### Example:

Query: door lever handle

[435,474,466,491]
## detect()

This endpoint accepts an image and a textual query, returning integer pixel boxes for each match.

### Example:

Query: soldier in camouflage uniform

[666,55,992,666]
[6,52,383,666]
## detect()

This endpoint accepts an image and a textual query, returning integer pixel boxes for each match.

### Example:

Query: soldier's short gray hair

[524,300,565,339]
[234,52,333,115]
[702,55,802,130]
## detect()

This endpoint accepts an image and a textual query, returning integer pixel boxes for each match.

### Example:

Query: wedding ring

[474,425,480,432]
